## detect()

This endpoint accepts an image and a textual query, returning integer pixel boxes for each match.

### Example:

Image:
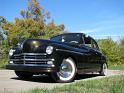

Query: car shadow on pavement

[11,73,100,83]
[11,75,55,83]
[75,74,100,80]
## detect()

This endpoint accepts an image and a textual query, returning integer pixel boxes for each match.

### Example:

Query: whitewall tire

[100,63,108,76]
[51,58,77,83]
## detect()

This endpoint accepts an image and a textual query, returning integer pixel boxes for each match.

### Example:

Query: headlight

[9,49,15,56]
[46,46,53,54]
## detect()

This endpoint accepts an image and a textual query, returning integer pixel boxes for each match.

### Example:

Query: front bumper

[6,64,57,72]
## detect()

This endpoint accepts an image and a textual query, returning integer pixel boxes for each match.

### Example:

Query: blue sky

[0,0,124,40]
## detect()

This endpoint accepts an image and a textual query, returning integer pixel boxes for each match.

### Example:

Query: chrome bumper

[6,64,57,72]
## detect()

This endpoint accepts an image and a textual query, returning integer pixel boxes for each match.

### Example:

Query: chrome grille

[11,53,51,64]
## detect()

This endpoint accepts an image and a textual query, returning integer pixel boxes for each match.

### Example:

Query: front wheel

[100,63,108,76]
[15,71,33,79]
[51,58,77,83]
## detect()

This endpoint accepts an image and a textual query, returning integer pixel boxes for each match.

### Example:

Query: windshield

[50,34,82,44]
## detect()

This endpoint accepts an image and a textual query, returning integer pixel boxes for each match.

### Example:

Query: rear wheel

[15,71,33,79]
[100,63,108,76]
[51,58,77,83]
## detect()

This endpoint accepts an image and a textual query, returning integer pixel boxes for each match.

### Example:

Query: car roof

[50,33,85,38]
[50,32,95,40]
[55,33,86,37]
[61,33,95,40]
[61,33,85,35]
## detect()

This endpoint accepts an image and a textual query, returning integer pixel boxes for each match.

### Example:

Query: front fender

[54,48,84,67]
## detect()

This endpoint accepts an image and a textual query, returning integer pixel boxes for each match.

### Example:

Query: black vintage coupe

[6,33,107,83]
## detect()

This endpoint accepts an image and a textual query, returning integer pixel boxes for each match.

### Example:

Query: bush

[98,38,121,66]
[0,57,8,69]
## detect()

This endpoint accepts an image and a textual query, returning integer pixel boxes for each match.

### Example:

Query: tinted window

[62,34,82,44]
[84,36,92,47]
[50,35,62,41]
[84,36,99,50]
[91,40,99,50]
[50,34,82,44]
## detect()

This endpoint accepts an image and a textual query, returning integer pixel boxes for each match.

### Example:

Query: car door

[78,44,92,73]
[77,35,95,73]
[88,38,102,71]
[81,36,101,72]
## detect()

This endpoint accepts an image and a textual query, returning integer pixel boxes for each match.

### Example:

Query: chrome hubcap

[57,58,75,81]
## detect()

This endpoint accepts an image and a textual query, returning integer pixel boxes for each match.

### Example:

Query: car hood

[22,38,79,53]
[22,39,53,53]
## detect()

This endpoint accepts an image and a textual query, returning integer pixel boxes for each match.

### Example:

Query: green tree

[98,38,121,66]
[2,0,64,47]
[0,16,5,43]
[118,45,124,63]
[118,37,124,64]
[120,37,124,45]
[0,16,9,57]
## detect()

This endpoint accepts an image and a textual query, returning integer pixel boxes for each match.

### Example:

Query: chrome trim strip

[14,62,46,63]
[56,49,85,55]
[10,58,54,61]
[14,53,47,56]
[10,64,55,67]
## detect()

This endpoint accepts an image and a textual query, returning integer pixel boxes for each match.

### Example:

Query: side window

[84,36,92,47]
[84,36,99,50]
[91,40,99,50]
